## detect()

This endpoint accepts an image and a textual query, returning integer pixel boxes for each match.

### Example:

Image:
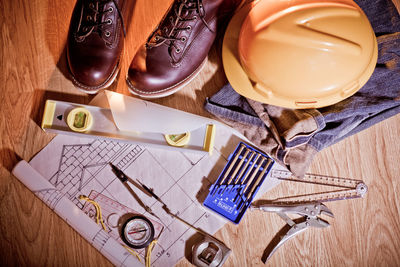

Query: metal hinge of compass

[268,169,368,204]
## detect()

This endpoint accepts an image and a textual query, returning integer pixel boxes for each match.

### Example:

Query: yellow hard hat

[222,0,378,109]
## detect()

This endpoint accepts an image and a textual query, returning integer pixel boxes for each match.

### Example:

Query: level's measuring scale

[121,215,155,249]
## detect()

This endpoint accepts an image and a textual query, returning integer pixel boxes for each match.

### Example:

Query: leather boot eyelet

[181,37,186,42]
[87,15,92,21]
[105,31,111,37]
[106,18,113,25]
[108,6,114,13]
[176,48,181,53]
[155,36,159,41]
[186,25,192,31]
[192,16,197,20]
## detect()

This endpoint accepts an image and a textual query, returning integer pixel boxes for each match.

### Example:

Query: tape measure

[192,235,231,267]
[41,100,216,154]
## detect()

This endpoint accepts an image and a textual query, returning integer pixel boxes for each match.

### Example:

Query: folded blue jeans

[205,0,400,177]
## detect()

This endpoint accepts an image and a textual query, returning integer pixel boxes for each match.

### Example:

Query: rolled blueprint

[12,160,142,267]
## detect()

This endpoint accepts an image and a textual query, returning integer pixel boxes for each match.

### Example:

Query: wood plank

[1,0,399,266]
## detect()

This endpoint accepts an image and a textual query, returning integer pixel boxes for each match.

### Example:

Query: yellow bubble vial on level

[164,132,190,147]
[67,107,93,132]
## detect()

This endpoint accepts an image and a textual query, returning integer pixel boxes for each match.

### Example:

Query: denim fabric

[205,0,400,177]
[357,0,400,34]
[206,84,265,127]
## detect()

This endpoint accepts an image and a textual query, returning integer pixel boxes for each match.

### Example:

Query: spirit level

[41,96,216,154]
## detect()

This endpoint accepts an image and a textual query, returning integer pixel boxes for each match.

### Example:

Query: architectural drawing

[12,160,142,266]
[13,124,281,266]
[19,124,246,266]
[35,188,64,210]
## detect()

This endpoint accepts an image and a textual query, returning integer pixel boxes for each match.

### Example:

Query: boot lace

[76,0,126,40]
[146,0,213,54]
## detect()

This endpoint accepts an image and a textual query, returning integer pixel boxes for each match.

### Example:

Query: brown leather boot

[126,0,241,98]
[67,0,130,94]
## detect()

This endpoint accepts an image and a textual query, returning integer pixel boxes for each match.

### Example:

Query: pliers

[250,202,334,263]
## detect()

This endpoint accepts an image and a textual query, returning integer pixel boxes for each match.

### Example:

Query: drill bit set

[203,142,274,224]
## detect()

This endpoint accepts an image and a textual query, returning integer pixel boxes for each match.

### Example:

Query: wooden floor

[1,0,400,266]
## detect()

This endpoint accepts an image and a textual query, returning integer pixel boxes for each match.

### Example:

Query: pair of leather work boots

[67,0,241,97]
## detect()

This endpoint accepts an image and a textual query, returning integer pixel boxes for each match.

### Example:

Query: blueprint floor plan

[17,123,254,266]
[12,123,282,266]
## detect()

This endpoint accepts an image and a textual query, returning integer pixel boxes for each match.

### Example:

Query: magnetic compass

[121,215,155,249]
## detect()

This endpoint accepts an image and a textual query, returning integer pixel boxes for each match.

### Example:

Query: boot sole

[126,57,207,99]
[69,62,120,94]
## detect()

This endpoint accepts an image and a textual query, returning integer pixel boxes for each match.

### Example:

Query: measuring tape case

[203,142,274,224]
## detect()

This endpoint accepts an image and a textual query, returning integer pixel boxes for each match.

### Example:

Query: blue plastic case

[203,142,274,224]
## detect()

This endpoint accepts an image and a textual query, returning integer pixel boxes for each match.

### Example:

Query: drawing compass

[121,215,155,249]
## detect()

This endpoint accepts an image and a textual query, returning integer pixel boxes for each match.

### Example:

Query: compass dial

[121,215,155,249]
